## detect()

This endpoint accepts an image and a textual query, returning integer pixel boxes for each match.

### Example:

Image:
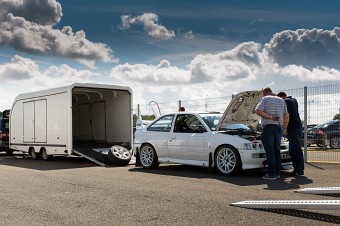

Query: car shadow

[129,164,313,189]
[0,152,99,170]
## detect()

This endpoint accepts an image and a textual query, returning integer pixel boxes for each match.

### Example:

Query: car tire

[30,148,41,160]
[214,145,242,176]
[41,148,52,161]
[139,144,159,169]
[330,136,340,149]
[98,151,111,164]
[108,145,132,166]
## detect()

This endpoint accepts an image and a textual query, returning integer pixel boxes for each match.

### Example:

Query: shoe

[262,174,277,180]
[276,175,281,179]
[290,171,304,176]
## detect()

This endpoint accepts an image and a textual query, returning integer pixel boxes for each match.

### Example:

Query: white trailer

[9,83,133,166]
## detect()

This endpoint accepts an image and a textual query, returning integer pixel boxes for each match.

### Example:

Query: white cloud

[111,60,190,84]
[0,0,117,67]
[184,30,195,40]
[0,0,62,26]
[0,55,39,80]
[121,13,175,40]
[264,28,340,68]
[109,30,340,111]
[0,55,95,109]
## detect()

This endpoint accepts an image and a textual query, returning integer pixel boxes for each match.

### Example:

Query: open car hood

[216,90,262,131]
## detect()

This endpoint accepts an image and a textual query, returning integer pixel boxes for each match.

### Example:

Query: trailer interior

[72,87,132,151]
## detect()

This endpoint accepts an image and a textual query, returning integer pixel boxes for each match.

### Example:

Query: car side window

[174,114,206,133]
[147,115,174,132]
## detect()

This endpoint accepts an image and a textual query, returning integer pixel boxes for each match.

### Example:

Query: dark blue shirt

[285,96,302,130]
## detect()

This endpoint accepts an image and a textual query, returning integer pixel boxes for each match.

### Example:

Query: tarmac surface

[0,152,340,226]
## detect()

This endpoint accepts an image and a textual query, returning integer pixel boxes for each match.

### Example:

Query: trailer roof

[12,83,132,105]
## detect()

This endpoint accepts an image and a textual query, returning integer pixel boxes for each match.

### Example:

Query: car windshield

[198,113,221,131]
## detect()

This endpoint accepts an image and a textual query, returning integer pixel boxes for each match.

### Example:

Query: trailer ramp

[295,187,340,195]
[72,149,109,167]
[230,200,340,210]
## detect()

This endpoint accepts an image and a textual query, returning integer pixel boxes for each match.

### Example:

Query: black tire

[98,151,111,164]
[139,144,159,169]
[41,148,52,161]
[214,145,242,176]
[30,148,41,160]
[5,149,14,155]
[330,136,340,149]
[108,145,132,166]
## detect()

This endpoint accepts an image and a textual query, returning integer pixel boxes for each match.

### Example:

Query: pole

[304,86,308,162]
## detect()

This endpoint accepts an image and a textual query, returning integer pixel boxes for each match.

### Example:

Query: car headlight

[244,141,262,150]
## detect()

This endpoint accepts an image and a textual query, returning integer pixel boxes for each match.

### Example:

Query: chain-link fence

[134,84,340,163]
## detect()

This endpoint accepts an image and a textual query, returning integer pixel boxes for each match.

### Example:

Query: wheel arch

[213,144,241,162]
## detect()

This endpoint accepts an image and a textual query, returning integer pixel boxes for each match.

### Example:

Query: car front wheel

[215,145,241,176]
[139,144,159,169]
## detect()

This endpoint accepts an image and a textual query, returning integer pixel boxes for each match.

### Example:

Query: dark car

[307,120,340,148]
[0,114,12,155]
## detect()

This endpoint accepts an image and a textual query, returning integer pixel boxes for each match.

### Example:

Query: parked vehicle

[307,120,340,148]
[300,124,318,146]
[134,90,291,176]
[10,83,133,165]
[0,110,13,155]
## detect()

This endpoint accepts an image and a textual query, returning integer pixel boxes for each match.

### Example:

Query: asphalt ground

[0,152,340,226]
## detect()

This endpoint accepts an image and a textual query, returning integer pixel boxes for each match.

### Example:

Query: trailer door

[23,102,35,143]
[34,100,47,142]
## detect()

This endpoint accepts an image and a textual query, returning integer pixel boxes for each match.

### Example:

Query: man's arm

[255,109,279,120]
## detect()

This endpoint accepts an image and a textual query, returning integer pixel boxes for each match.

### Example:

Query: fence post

[137,104,141,119]
[304,86,308,162]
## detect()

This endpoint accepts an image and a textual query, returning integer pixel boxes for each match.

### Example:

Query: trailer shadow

[129,164,313,189]
[0,152,99,170]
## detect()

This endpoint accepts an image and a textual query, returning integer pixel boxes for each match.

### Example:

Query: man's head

[262,87,273,96]
[178,106,185,112]
[277,92,287,99]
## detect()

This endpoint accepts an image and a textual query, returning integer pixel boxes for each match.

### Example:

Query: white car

[134,91,291,175]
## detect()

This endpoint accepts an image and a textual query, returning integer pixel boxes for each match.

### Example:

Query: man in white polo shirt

[255,87,289,180]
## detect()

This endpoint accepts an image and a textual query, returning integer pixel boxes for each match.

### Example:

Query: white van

[9,83,133,166]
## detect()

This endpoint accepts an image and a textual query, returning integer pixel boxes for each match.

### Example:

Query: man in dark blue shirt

[277,92,304,176]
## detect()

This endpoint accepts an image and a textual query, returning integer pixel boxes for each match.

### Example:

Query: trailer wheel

[5,149,14,155]
[108,145,132,166]
[41,148,52,161]
[30,148,41,160]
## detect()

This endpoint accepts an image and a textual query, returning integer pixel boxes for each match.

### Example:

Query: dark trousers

[287,129,304,173]
[261,125,282,176]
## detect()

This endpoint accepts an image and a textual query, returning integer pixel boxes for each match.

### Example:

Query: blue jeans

[287,128,304,173]
[261,125,282,177]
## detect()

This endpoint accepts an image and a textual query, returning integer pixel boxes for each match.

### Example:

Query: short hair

[178,106,185,112]
[277,92,287,98]
[262,87,272,95]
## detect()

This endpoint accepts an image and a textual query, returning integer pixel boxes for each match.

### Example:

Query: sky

[0,0,340,112]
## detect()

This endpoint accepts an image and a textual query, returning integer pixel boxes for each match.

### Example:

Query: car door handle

[170,137,176,139]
